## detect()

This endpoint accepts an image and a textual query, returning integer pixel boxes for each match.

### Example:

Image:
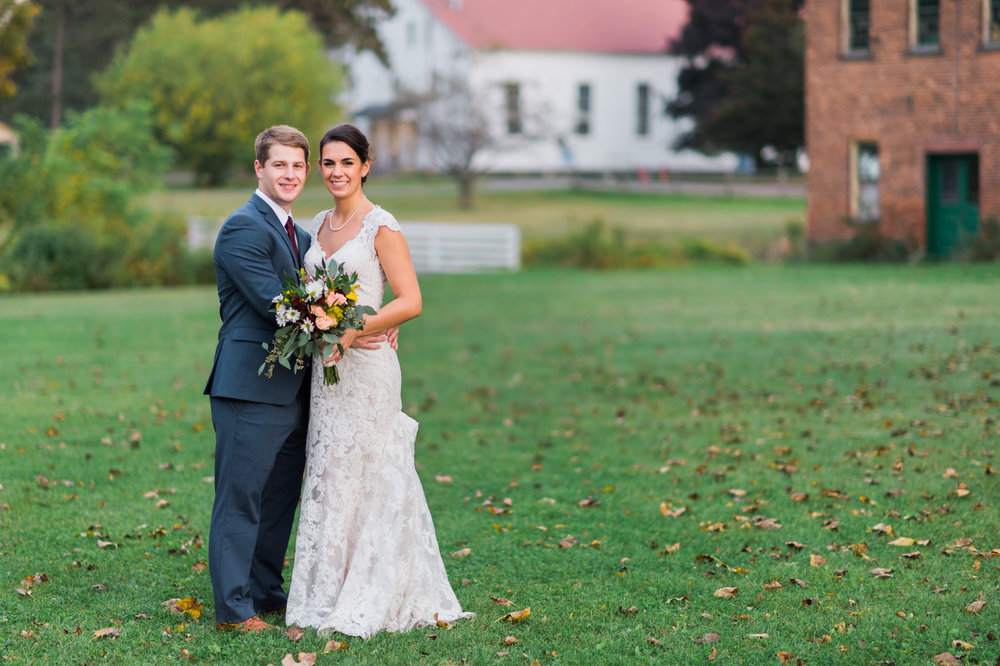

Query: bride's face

[319,141,370,200]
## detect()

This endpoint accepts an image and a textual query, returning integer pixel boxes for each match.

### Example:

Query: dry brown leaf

[942,468,959,478]
[871,522,894,536]
[789,578,807,588]
[92,627,120,639]
[695,632,721,644]
[280,653,317,666]
[618,605,638,615]
[777,651,797,664]
[871,568,894,579]
[810,554,826,568]
[747,633,769,638]
[785,541,805,550]
[285,626,303,642]
[434,474,453,483]
[450,547,471,558]
[502,635,518,646]
[888,537,916,547]
[192,561,207,573]
[496,607,530,622]
[490,596,513,606]
[713,587,738,599]
[951,639,974,650]
[646,635,662,645]
[763,580,782,591]
[322,640,349,652]
[964,599,986,614]
[933,653,961,665]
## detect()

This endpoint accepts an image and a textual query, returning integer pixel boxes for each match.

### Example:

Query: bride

[285,125,473,637]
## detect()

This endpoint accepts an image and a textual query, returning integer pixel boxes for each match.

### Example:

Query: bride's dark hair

[319,124,372,184]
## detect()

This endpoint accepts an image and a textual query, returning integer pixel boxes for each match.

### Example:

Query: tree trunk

[457,171,474,210]
[50,5,64,129]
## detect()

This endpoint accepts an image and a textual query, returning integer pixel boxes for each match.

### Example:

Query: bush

[0,105,210,290]
[808,219,911,263]
[522,219,748,269]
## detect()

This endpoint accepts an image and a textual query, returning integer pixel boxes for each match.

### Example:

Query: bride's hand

[323,329,361,365]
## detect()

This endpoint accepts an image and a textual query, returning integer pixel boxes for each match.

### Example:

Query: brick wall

[805,0,1000,247]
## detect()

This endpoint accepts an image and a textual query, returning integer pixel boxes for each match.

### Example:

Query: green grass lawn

[2,264,999,664]
[146,178,804,246]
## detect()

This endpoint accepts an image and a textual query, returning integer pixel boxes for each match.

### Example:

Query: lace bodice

[303,206,401,311]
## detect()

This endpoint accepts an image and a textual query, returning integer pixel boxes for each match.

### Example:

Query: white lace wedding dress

[285,206,473,638]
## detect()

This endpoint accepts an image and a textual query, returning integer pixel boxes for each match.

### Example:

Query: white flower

[276,304,301,326]
[303,280,325,301]
[299,319,316,334]
[271,294,283,304]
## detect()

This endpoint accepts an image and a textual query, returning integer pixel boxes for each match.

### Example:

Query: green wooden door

[926,154,980,257]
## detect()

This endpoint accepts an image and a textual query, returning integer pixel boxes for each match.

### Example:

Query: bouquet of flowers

[258,263,375,385]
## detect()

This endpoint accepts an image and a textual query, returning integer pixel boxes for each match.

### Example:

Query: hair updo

[319,124,372,184]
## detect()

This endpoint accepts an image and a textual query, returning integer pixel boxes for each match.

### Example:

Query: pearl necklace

[328,198,367,232]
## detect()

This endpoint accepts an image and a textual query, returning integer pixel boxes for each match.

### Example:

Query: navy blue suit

[204,193,311,622]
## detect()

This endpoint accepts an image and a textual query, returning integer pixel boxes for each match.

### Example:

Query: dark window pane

[505,83,521,135]
[991,0,1000,42]
[968,155,980,204]
[636,83,650,136]
[940,160,959,202]
[849,0,870,51]
[917,0,939,47]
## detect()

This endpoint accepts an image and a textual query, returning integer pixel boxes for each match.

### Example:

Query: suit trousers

[208,381,308,622]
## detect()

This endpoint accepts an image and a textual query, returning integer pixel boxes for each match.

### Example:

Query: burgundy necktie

[284,216,299,264]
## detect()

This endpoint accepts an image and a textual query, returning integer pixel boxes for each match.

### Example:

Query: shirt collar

[255,188,293,224]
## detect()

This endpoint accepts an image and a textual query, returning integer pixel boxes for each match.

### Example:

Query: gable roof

[418,0,688,55]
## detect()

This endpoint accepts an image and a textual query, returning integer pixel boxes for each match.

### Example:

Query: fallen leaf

[280,653,316,666]
[162,597,203,618]
[502,635,518,645]
[871,568,894,579]
[964,599,986,614]
[496,607,530,623]
[713,587,738,599]
[871,523,894,536]
[450,547,471,558]
[747,633,768,638]
[696,632,721,644]
[810,554,826,568]
[618,605,638,615]
[92,627,120,639]
[901,551,921,560]
[789,578,807,588]
[286,626,303,641]
[322,640,349,652]
[933,653,961,665]
[434,474,453,483]
[951,639,974,650]
[888,537,916,547]
[490,596,513,606]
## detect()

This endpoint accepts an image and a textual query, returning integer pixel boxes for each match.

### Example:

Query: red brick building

[806,0,1000,256]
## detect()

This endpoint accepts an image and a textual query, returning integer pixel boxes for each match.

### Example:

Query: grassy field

[2,264,999,664]
[146,177,804,246]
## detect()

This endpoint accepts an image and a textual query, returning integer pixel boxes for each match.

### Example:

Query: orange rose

[315,314,335,330]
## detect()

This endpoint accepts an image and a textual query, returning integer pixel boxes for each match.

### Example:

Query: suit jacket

[204,194,312,405]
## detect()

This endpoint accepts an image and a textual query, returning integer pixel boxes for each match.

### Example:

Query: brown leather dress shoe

[215,615,272,632]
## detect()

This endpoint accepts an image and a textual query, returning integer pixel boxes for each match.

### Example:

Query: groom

[204,125,315,631]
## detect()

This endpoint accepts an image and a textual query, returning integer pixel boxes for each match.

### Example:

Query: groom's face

[255,143,309,211]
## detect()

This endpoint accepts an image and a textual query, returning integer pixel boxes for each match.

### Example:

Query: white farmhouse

[345,0,737,176]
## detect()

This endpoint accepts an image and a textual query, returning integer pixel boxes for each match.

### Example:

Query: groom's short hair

[255,125,310,165]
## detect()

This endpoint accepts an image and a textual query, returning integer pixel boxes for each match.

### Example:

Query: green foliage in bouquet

[259,262,376,385]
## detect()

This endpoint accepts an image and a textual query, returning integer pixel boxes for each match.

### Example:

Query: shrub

[522,219,748,269]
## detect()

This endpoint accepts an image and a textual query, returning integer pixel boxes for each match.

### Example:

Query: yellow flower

[346,289,358,302]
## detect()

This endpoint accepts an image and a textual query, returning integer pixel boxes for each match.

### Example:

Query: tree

[416,76,547,209]
[668,0,803,168]
[0,0,39,99]
[97,7,341,185]
[0,0,392,127]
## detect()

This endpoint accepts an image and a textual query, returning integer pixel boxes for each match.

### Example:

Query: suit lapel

[251,193,299,266]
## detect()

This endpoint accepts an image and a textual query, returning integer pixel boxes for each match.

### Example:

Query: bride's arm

[326,226,420,360]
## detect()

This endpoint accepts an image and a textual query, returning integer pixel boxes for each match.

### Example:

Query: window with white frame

[842,0,871,53]
[636,83,650,137]
[504,83,522,135]
[910,0,940,50]
[575,83,591,135]
[852,141,880,222]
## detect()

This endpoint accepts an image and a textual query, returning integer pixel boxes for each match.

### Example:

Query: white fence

[188,217,521,275]
[400,222,520,274]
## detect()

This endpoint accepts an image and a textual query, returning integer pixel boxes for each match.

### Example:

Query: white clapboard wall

[400,222,521,274]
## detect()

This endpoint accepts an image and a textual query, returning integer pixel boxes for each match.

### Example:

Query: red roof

[419,0,688,55]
